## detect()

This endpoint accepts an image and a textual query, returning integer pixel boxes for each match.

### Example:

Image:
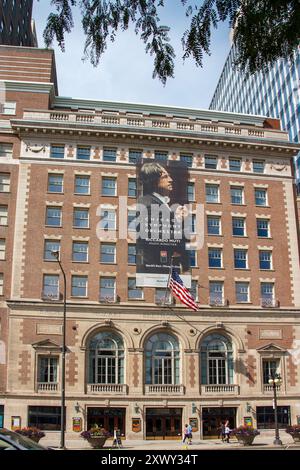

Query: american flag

[168,269,199,311]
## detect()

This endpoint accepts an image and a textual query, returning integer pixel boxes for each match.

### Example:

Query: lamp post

[268,372,283,446]
[52,250,66,450]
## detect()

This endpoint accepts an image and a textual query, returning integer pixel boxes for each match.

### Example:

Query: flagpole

[163,255,174,306]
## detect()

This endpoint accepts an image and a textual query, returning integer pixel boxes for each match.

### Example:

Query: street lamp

[52,250,67,450]
[268,372,283,446]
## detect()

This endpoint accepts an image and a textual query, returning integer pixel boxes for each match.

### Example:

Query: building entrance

[202,407,237,439]
[87,407,126,437]
[146,408,182,440]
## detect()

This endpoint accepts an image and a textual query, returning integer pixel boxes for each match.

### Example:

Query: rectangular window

[1,102,16,115]
[155,288,171,304]
[129,150,142,164]
[74,175,90,195]
[187,182,195,202]
[73,208,89,228]
[259,251,272,270]
[253,160,265,173]
[103,148,117,162]
[229,158,241,172]
[38,357,58,384]
[262,359,280,385]
[0,239,6,260]
[236,282,249,302]
[255,188,267,206]
[261,282,274,300]
[128,278,143,300]
[180,154,193,167]
[207,216,220,235]
[154,150,168,161]
[232,217,245,236]
[72,242,88,262]
[45,207,62,227]
[257,219,269,237]
[76,146,91,160]
[189,214,196,233]
[50,144,65,159]
[42,274,59,299]
[0,143,13,158]
[205,155,217,169]
[234,249,248,269]
[0,205,8,226]
[100,209,116,230]
[100,277,116,302]
[231,186,244,204]
[128,210,137,232]
[191,280,198,301]
[71,275,88,297]
[102,177,116,196]
[0,173,10,192]
[44,240,60,261]
[0,273,3,296]
[28,406,62,431]
[128,244,136,264]
[256,406,290,430]
[100,243,116,263]
[209,281,223,304]
[48,174,63,193]
[206,184,219,203]
[128,178,136,197]
[208,248,222,268]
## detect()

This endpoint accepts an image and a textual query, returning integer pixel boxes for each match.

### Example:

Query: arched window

[200,334,234,385]
[145,333,180,385]
[88,332,124,384]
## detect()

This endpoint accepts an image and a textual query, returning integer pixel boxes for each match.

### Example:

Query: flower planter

[28,436,42,443]
[86,436,107,449]
[290,433,300,443]
[236,435,256,446]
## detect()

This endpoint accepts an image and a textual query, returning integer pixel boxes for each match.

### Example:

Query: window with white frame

[102,177,117,196]
[128,278,143,300]
[100,243,116,263]
[72,241,88,262]
[0,273,3,295]
[262,359,280,384]
[44,240,60,261]
[42,274,59,299]
[180,154,193,167]
[100,209,116,230]
[234,249,248,269]
[200,334,234,385]
[0,102,16,115]
[229,158,241,172]
[261,282,274,302]
[0,173,10,192]
[206,184,219,203]
[45,207,62,227]
[145,333,180,385]
[103,148,117,162]
[129,149,142,164]
[88,331,124,384]
[38,356,58,384]
[154,150,168,161]
[0,143,13,158]
[235,282,249,303]
[100,277,116,302]
[128,244,136,264]
[205,155,218,169]
[128,178,137,197]
[232,217,245,236]
[73,208,89,228]
[0,206,8,226]
[255,188,267,206]
[74,175,90,195]
[48,174,63,193]
[207,216,221,235]
[208,248,222,268]
[191,280,198,301]
[76,146,91,160]
[209,281,224,304]
[231,186,244,204]
[50,144,65,159]
[257,219,270,237]
[71,275,88,297]
[187,182,195,201]
[253,160,265,174]
[259,251,272,270]
[0,239,6,260]
[155,288,171,304]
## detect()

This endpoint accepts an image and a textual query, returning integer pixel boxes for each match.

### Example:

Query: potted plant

[80,425,110,449]
[231,425,260,446]
[16,427,46,443]
[286,425,300,443]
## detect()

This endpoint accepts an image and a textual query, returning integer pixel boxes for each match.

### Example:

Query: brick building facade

[0,45,300,441]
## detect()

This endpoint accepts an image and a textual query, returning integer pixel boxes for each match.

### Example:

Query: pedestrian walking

[224,420,231,443]
[219,422,226,442]
[182,423,193,444]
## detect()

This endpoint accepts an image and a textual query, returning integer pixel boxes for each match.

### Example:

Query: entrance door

[87,408,125,437]
[202,407,237,439]
[146,408,182,440]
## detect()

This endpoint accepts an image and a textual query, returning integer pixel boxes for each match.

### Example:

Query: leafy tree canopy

[43,0,300,84]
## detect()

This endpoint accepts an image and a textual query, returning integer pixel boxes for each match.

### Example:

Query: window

[191,280,198,301]
[236,282,249,302]
[256,406,290,430]
[206,184,219,203]
[180,154,193,167]
[232,217,245,236]
[71,275,88,297]
[1,102,16,115]
[262,359,280,385]
[38,357,58,384]
[76,146,91,160]
[72,242,88,262]
[234,249,247,269]
[74,175,90,195]
[128,210,137,232]
[200,334,233,385]
[44,240,60,261]
[100,209,116,230]
[0,274,3,296]
[103,148,117,162]
[208,248,222,268]
[231,186,244,204]
[42,274,59,299]
[129,150,142,164]
[259,251,272,270]
[229,158,241,172]
[100,243,116,263]
[189,214,196,233]
[100,277,116,302]
[261,282,274,302]
[128,178,136,197]
[50,144,65,159]
[207,216,221,235]
[155,288,171,304]
[73,208,89,228]
[189,249,197,267]
[0,239,5,260]
[48,174,63,193]
[0,173,10,192]
[28,406,63,431]
[45,207,61,227]
[255,188,267,206]
[145,333,180,385]
[102,177,116,196]
[154,151,168,161]
[209,281,223,304]
[187,182,195,202]
[205,155,217,169]
[253,160,265,173]
[257,219,270,237]
[128,278,143,300]
[128,244,136,264]
[0,143,13,158]
[88,331,124,384]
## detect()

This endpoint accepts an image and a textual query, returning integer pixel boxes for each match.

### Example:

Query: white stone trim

[234,277,251,281]
[256,214,271,219]
[47,169,65,174]
[72,236,90,241]
[206,211,222,216]
[258,246,273,250]
[207,243,224,248]
[70,271,89,275]
[232,244,249,249]
[208,276,225,281]
[229,181,245,186]
[259,278,275,282]
[74,170,92,175]
[101,172,118,177]
[253,183,269,188]
[43,234,62,239]
[205,179,220,184]
[99,272,117,276]
[231,212,247,217]
[46,201,63,206]
[72,203,91,208]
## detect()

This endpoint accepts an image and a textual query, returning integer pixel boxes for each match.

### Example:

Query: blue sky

[32,0,231,109]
